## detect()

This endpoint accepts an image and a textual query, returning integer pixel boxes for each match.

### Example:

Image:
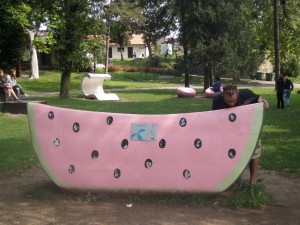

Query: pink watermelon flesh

[27,103,264,192]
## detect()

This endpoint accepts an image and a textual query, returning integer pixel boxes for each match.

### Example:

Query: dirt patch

[0,166,300,225]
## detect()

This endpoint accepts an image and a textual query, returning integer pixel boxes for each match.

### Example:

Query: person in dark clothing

[283,76,294,107]
[212,84,269,185]
[276,75,284,109]
[211,76,221,92]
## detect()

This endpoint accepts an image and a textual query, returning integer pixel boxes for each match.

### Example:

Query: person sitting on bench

[6,69,29,97]
[211,76,221,92]
[0,69,20,102]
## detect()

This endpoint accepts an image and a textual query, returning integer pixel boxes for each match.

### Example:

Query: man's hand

[258,97,269,109]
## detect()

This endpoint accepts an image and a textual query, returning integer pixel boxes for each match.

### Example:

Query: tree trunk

[120,45,124,61]
[105,20,111,74]
[145,39,152,58]
[27,29,39,79]
[93,57,96,72]
[179,0,190,87]
[60,66,72,98]
[203,63,211,91]
[209,68,213,86]
[274,0,280,84]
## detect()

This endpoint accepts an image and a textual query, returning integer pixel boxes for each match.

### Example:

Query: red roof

[129,34,145,45]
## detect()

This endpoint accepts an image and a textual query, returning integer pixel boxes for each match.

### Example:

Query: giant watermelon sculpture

[27,102,264,192]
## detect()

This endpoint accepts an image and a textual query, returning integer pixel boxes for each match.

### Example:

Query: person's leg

[280,94,284,109]
[250,139,261,185]
[6,89,12,100]
[14,84,25,95]
[286,90,291,106]
[249,157,259,185]
[13,86,19,97]
[283,90,288,107]
[8,88,20,100]
[277,93,281,109]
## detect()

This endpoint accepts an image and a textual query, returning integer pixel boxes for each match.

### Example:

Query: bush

[108,65,123,72]
[147,56,162,68]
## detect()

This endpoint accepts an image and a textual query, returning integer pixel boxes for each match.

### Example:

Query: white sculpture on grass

[81,73,119,101]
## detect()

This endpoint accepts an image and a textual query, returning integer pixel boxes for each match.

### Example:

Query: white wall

[161,43,172,56]
[110,45,149,59]
[133,46,149,59]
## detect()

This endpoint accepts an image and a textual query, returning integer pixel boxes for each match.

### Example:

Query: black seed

[107,116,113,125]
[145,159,153,169]
[48,111,54,120]
[183,169,191,179]
[179,118,187,127]
[114,169,121,178]
[68,165,75,174]
[121,139,129,149]
[73,122,80,132]
[91,150,99,159]
[159,139,166,148]
[228,149,236,159]
[229,113,237,122]
[194,138,202,149]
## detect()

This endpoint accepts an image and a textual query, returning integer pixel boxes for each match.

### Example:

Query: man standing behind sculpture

[212,84,269,185]
[283,76,294,107]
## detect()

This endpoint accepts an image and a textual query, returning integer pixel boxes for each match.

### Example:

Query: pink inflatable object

[176,87,196,98]
[27,103,264,192]
[204,87,223,98]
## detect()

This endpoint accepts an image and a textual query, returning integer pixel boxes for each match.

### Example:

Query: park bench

[0,87,45,114]
[0,90,7,102]
[81,73,119,101]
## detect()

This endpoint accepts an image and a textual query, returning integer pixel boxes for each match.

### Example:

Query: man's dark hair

[223,84,238,96]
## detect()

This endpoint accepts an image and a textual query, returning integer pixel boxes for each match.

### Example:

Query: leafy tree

[175,0,264,89]
[49,0,105,98]
[277,0,300,77]
[0,0,59,78]
[0,1,29,73]
[256,0,300,78]
[133,0,176,58]
[21,0,49,79]
[105,0,144,63]
[110,22,129,60]
[72,37,104,72]
[174,0,190,87]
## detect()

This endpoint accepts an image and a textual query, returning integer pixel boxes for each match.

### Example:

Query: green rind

[213,103,264,192]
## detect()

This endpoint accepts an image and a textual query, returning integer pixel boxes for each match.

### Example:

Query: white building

[109,34,149,59]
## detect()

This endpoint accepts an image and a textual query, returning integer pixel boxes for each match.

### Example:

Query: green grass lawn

[1,68,299,208]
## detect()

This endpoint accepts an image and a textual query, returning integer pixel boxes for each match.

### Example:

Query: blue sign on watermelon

[131,123,157,141]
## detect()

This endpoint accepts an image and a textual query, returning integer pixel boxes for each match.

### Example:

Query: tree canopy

[1,0,300,97]
[0,1,29,70]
